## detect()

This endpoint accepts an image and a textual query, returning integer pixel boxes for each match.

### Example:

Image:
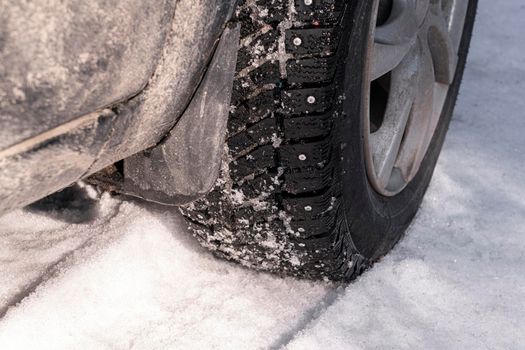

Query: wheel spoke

[427,3,458,84]
[375,0,419,45]
[395,35,435,181]
[372,0,420,80]
[370,45,419,189]
[372,41,413,81]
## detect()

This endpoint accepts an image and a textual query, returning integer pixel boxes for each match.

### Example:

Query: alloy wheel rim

[363,0,469,196]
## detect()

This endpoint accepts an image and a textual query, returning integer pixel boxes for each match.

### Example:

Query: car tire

[180,0,477,281]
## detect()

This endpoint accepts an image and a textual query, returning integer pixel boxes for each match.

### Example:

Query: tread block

[232,144,276,181]
[249,61,281,85]
[283,111,333,140]
[293,0,346,24]
[281,86,335,115]
[283,166,333,194]
[246,90,279,119]
[293,220,331,239]
[228,90,278,135]
[238,173,279,197]
[236,48,252,72]
[228,117,277,157]
[289,213,337,238]
[282,191,339,219]
[228,105,250,135]
[280,140,332,168]
[286,56,337,84]
[285,27,339,56]
[235,197,280,219]
[238,7,266,38]
[238,30,279,71]
[232,77,253,105]
[246,30,279,55]
[255,0,287,23]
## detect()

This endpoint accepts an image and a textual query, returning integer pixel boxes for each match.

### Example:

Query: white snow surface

[0,1,524,349]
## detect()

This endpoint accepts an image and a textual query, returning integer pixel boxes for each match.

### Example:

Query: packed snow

[0,0,524,349]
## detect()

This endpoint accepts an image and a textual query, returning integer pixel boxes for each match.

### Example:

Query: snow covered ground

[1,0,524,349]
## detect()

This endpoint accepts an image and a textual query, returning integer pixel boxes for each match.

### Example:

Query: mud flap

[117,24,241,205]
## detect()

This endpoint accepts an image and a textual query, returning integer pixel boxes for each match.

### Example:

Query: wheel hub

[363,0,469,196]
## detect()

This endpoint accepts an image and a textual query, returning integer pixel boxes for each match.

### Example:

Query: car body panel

[0,0,175,149]
[0,0,237,215]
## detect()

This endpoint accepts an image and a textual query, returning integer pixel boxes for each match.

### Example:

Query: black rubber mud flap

[92,24,241,206]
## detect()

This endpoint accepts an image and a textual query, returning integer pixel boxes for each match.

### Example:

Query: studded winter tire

[180,0,478,281]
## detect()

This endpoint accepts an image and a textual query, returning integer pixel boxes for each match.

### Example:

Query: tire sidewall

[340,0,478,259]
